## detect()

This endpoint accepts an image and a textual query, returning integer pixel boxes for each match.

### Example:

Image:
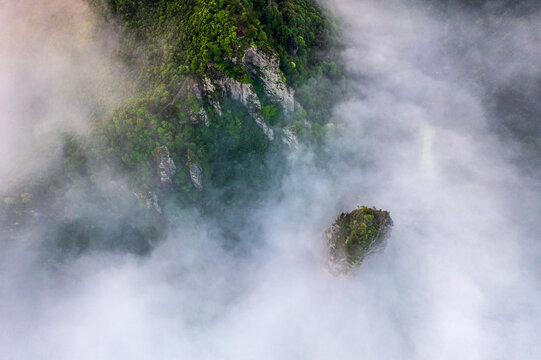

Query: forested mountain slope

[0,0,345,256]
[2,0,539,259]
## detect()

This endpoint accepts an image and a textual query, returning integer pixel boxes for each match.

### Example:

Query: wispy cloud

[0,1,540,359]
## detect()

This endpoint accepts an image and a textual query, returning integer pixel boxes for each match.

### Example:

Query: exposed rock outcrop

[203,75,274,141]
[202,76,223,116]
[188,156,203,191]
[325,207,393,275]
[188,107,209,127]
[186,80,209,126]
[156,146,176,188]
[221,77,274,140]
[190,80,204,102]
[252,113,274,141]
[223,78,259,111]
[133,191,162,214]
[196,46,301,142]
[281,128,299,150]
[198,47,303,142]
[243,46,295,113]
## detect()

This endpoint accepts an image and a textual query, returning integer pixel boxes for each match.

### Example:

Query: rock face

[133,191,162,214]
[188,107,209,127]
[223,77,260,110]
[197,46,300,142]
[156,146,176,188]
[281,128,299,150]
[188,156,203,191]
[221,78,274,140]
[243,46,295,113]
[203,75,274,141]
[325,206,393,275]
[190,80,204,101]
[201,76,222,116]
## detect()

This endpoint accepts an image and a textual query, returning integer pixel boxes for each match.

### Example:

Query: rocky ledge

[325,206,393,275]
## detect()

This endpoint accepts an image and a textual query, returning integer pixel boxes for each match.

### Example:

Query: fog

[0,0,131,182]
[1,0,541,359]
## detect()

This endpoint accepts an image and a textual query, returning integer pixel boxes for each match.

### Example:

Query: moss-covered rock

[325,206,393,275]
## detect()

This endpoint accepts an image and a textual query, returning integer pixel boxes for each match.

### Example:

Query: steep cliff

[243,46,296,113]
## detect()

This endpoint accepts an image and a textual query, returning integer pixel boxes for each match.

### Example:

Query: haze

[1,0,540,359]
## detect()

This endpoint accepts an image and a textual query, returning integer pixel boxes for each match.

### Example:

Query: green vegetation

[337,206,393,250]
[87,0,345,197]
[327,207,393,274]
[2,0,346,255]
[251,0,341,86]
[102,0,340,83]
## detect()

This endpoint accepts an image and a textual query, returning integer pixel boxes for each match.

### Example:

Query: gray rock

[243,46,296,113]
[221,78,274,140]
[188,156,203,191]
[190,80,204,102]
[252,113,275,141]
[202,76,223,116]
[223,77,260,111]
[281,128,299,150]
[133,191,162,214]
[189,107,209,127]
[203,75,274,141]
[156,146,176,188]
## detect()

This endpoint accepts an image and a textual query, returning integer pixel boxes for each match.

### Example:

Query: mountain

[0,0,345,256]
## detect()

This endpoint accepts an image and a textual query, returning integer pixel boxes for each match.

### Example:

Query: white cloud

[1,0,540,359]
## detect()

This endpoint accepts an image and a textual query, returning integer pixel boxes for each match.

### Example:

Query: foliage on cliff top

[327,206,393,274]
[334,207,393,248]
[99,0,338,87]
